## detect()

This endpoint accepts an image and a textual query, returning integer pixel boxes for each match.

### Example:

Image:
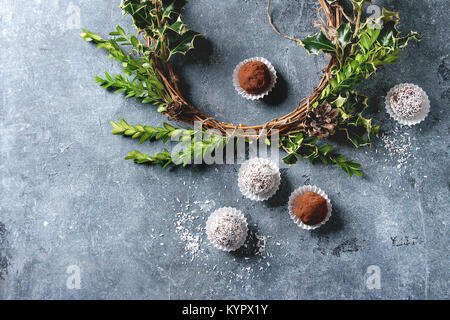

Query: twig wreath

[81,0,419,177]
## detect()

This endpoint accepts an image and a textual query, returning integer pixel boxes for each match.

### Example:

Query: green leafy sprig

[82,0,420,178]
[302,2,419,148]
[125,149,173,167]
[81,1,201,109]
[111,119,228,168]
[81,26,169,107]
[110,119,189,143]
[281,133,362,177]
[119,0,201,62]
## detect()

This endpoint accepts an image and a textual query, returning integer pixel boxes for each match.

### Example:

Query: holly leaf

[162,0,178,20]
[337,23,352,50]
[301,31,336,55]
[350,0,371,11]
[282,154,298,165]
[397,30,421,49]
[165,16,188,35]
[167,31,201,60]
[120,0,155,33]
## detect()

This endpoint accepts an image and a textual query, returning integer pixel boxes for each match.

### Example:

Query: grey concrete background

[0,0,448,299]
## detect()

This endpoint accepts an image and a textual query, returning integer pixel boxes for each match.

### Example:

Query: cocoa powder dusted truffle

[238,158,280,201]
[292,191,328,226]
[232,57,277,100]
[206,207,248,252]
[237,61,271,94]
[288,185,332,230]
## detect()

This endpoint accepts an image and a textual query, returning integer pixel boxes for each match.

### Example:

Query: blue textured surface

[0,0,448,299]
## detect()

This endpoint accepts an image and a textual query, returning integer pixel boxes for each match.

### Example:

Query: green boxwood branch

[111,119,227,168]
[281,133,362,177]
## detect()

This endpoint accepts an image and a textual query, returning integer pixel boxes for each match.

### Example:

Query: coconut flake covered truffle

[206,207,248,251]
[238,158,280,201]
[390,84,424,119]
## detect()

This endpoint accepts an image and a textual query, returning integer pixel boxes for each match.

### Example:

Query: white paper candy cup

[238,157,281,201]
[385,83,430,126]
[232,57,277,100]
[287,185,332,230]
[205,207,248,252]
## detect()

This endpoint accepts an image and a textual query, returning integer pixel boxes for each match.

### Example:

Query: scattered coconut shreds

[174,199,217,261]
[255,232,267,256]
[199,200,216,213]
[172,180,273,288]
[175,210,203,261]
[380,125,417,170]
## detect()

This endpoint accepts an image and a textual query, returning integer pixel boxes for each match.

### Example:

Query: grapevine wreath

[81,0,419,177]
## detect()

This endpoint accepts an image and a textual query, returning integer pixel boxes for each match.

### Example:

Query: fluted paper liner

[232,57,277,100]
[288,185,332,230]
[206,207,248,252]
[238,157,281,201]
[385,83,430,126]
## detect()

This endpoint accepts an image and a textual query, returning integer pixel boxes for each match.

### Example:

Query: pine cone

[303,103,339,139]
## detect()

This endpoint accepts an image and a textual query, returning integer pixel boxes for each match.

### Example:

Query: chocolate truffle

[292,191,328,226]
[390,84,425,119]
[238,158,280,201]
[206,207,248,251]
[238,61,271,94]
